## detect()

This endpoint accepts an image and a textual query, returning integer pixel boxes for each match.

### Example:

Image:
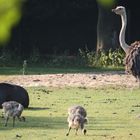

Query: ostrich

[66,105,87,136]
[112,6,140,86]
[2,101,25,127]
[68,105,87,118]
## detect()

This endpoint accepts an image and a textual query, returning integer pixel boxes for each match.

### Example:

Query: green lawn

[0,86,140,140]
[0,66,124,75]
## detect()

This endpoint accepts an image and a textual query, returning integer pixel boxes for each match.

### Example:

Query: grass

[0,86,140,140]
[0,66,124,75]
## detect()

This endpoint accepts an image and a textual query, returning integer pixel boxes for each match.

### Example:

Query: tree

[0,0,23,45]
[96,0,119,53]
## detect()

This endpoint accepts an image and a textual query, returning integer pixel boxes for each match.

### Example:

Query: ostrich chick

[2,101,25,127]
[66,113,87,136]
[66,105,87,136]
[68,105,87,118]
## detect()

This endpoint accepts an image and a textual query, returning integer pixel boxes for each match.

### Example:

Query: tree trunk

[96,5,119,53]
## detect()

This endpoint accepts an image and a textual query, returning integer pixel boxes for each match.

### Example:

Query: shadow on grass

[0,116,67,130]
[27,107,50,111]
[0,116,127,132]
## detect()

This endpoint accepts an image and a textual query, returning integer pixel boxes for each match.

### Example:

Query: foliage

[28,49,84,67]
[46,55,83,67]
[0,86,140,140]
[97,49,125,67]
[0,0,23,44]
[79,48,125,67]
[96,0,116,8]
[29,47,40,63]
[0,47,21,66]
[0,45,125,68]
[79,47,97,66]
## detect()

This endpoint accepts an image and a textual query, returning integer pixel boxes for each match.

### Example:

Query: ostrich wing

[125,41,140,79]
[132,47,140,78]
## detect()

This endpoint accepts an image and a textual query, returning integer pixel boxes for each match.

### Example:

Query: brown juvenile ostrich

[66,105,87,136]
[112,6,140,86]
[2,101,25,127]
[66,113,87,136]
[68,105,87,118]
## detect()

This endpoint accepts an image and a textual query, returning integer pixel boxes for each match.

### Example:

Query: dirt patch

[0,71,138,88]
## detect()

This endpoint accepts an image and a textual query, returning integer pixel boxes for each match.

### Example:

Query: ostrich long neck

[119,11,130,53]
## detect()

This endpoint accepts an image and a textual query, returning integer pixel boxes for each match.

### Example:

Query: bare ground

[0,71,138,88]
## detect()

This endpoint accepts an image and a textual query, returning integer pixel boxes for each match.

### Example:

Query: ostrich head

[112,6,126,15]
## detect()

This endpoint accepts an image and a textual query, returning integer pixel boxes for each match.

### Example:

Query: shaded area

[5,0,98,57]
[27,107,50,111]
[0,116,128,129]
[0,0,139,59]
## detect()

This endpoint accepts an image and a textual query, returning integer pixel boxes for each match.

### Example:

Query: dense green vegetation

[0,48,125,75]
[0,86,140,140]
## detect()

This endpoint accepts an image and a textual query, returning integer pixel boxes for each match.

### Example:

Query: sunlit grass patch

[0,86,140,140]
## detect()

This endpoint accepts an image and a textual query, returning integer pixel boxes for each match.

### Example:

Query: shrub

[79,48,125,67]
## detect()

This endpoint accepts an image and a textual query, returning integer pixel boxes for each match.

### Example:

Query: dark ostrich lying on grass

[0,83,29,108]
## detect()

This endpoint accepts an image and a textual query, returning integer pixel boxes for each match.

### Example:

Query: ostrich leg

[4,117,9,126]
[66,127,71,136]
[13,116,16,127]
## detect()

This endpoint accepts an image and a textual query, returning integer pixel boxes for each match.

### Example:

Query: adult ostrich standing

[112,6,140,86]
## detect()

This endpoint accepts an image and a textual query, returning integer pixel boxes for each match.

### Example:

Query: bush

[79,48,125,67]
[0,46,125,68]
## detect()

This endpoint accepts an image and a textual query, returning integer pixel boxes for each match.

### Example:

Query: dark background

[4,0,140,58]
